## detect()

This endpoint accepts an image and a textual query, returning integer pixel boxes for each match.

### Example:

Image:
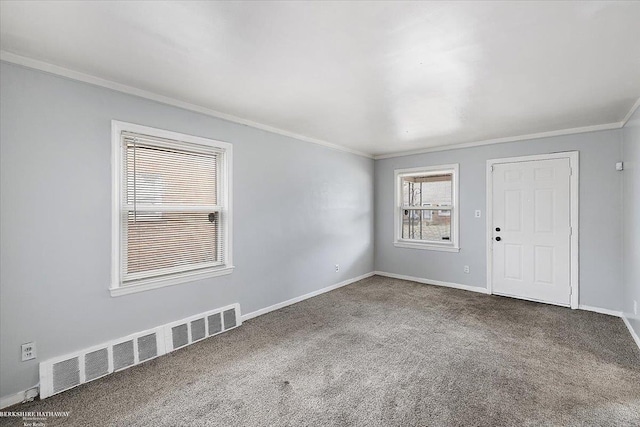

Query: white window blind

[111,122,233,295]
[122,133,223,282]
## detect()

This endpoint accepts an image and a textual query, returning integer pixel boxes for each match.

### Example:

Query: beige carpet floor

[2,275,639,426]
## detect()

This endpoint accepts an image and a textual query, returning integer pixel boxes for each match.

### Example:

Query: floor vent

[40,303,240,399]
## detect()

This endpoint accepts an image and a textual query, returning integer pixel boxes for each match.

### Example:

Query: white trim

[0,392,23,410]
[109,266,234,297]
[393,164,460,252]
[621,97,640,127]
[0,387,38,409]
[622,316,640,352]
[393,242,460,252]
[374,122,621,160]
[110,120,233,296]
[578,305,623,317]
[486,152,580,309]
[374,271,490,294]
[241,272,375,321]
[0,51,372,159]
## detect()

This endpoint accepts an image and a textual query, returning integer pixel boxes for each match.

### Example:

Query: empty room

[1,1,639,426]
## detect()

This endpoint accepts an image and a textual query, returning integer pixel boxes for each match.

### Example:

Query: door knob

[495,227,501,232]
[495,237,501,241]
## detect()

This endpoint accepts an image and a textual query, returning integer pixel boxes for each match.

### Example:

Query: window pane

[125,211,220,278]
[402,209,451,242]
[401,174,452,207]
[126,143,217,206]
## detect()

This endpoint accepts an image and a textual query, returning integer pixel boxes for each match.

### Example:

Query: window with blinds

[111,122,233,296]
[394,165,459,252]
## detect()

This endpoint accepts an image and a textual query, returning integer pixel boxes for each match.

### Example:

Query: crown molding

[0,50,373,159]
[373,121,623,160]
[621,97,640,127]
[3,51,637,161]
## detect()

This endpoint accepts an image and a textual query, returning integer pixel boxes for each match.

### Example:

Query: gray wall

[375,130,624,311]
[0,62,375,399]
[623,106,640,337]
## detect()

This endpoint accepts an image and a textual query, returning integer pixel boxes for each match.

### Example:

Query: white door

[491,158,571,306]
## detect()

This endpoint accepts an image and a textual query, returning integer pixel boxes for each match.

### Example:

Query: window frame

[394,164,460,252]
[110,120,233,297]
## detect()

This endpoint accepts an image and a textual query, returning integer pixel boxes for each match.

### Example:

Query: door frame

[486,151,579,309]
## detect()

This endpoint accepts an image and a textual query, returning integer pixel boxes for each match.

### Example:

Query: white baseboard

[577,305,623,317]
[0,386,38,410]
[622,316,640,352]
[0,391,25,410]
[241,272,375,321]
[373,271,490,294]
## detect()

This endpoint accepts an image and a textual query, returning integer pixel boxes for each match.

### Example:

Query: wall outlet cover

[21,342,36,361]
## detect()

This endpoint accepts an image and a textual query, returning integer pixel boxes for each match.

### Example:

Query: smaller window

[394,164,459,252]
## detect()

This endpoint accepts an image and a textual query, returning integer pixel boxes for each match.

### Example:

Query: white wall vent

[52,357,80,394]
[223,308,237,329]
[40,303,240,399]
[113,340,135,371]
[84,348,109,381]
[171,324,189,350]
[137,333,158,362]
[208,312,222,335]
[191,318,206,342]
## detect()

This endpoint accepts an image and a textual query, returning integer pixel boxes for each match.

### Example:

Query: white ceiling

[1,1,639,157]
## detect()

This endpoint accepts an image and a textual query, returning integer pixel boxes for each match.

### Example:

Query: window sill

[110,266,234,297]
[393,241,460,252]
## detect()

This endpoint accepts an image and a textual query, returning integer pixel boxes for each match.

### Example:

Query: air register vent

[113,340,135,371]
[84,348,109,381]
[163,304,241,352]
[191,318,206,342]
[208,313,222,336]
[39,303,241,399]
[52,357,80,394]
[172,324,189,349]
[137,334,158,362]
[223,309,237,329]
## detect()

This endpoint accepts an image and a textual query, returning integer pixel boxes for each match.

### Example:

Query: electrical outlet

[21,342,36,361]
[474,210,481,218]
[634,300,638,316]
[335,264,340,272]
[463,265,470,274]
